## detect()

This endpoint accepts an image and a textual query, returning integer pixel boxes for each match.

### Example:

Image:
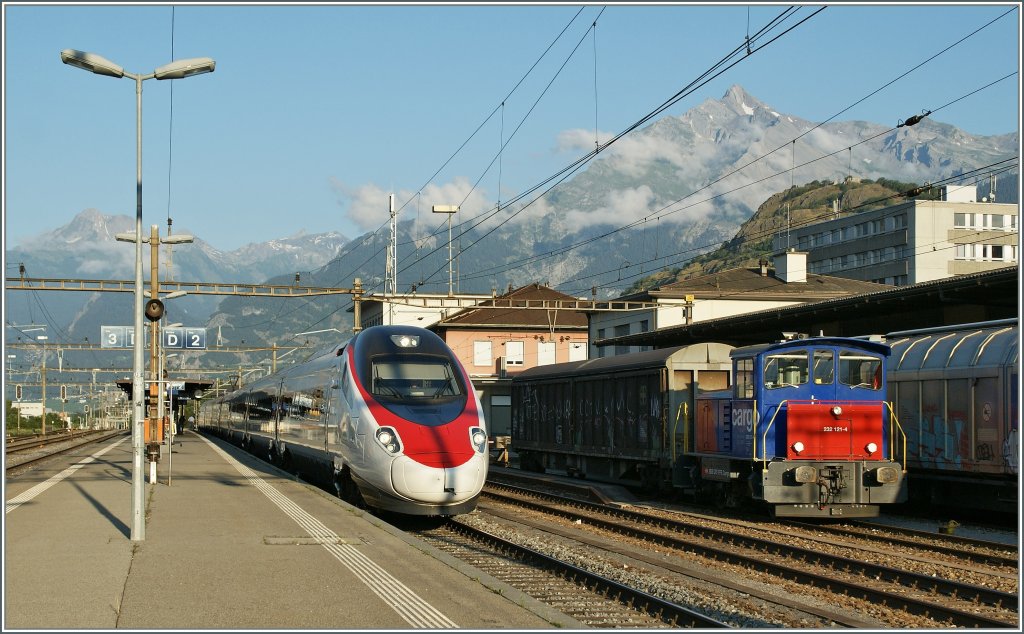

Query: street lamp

[432,205,459,296]
[61,48,214,543]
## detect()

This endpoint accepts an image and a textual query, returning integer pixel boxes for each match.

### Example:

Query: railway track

[413,519,730,628]
[785,519,1019,568]
[5,430,127,472]
[479,481,1018,628]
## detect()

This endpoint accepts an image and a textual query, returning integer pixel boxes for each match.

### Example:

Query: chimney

[773,249,807,283]
[759,258,769,277]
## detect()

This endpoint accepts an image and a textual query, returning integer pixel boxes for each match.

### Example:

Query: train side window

[734,358,754,399]
[839,351,883,390]
[764,352,808,389]
[813,350,834,385]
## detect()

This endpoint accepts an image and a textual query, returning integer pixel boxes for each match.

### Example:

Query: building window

[474,341,492,367]
[614,324,630,356]
[505,341,524,366]
[537,340,556,365]
[569,342,587,361]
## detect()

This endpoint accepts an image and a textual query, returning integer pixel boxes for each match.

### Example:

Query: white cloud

[555,128,615,153]
[329,176,493,234]
[563,185,658,227]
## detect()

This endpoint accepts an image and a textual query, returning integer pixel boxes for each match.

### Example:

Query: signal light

[145,299,165,322]
[16,384,23,400]
[60,385,67,400]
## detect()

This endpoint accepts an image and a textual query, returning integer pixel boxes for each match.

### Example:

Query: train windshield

[764,352,808,389]
[370,354,464,399]
[839,351,883,390]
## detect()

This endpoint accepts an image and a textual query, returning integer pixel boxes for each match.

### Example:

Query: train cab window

[733,358,754,399]
[839,351,883,390]
[812,350,834,385]
[371,355,464,399]
[764,352,808,389]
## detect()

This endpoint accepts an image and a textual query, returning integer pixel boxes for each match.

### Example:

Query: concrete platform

[4,431,584,629]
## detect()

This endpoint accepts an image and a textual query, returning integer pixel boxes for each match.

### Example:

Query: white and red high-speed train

[199,325,488,516]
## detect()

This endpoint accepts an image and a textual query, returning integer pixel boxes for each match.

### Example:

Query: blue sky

[3,2,1020,252]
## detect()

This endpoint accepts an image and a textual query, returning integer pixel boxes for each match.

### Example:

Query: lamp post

[432,205,459,296]
[61,48,215,542]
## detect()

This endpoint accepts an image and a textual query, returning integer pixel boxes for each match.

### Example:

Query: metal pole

[130,74,146,541]
[40,340,46,437]
[447,214,453,297]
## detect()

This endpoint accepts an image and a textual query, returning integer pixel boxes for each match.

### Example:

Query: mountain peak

[721,84,769,116]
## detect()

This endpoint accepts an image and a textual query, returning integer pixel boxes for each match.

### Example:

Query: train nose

[391,454,486,503]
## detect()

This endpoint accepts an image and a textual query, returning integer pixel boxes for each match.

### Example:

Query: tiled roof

[435,283,589,328]
[639,267,891,301]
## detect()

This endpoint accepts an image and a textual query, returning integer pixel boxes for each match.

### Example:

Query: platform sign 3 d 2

[162,327,207,350]
[101,326,207,350]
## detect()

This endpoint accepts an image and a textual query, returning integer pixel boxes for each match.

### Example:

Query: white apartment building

[771,185,1018,285]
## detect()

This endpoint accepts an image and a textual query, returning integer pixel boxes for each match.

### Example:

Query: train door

[691,369,730,453]
[974,376,1003,469]
[671,370,693,456]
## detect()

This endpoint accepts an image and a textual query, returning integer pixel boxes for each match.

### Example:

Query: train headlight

[470,427,487,453]
[875,466,899,484]
[794,466,817,483]
[865,442,878,455]
[830,405,843,417]
[791,441,805,454]
[375,427,403,454]
[390,334,420,348]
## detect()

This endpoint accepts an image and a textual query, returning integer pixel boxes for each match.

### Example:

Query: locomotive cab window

[371,355,464,399]
[764,352,808,389]
[839,351,883,390]
[813,349,834,385]
[733,358,754,399]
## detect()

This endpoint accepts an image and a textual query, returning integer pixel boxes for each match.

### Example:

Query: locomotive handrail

[758,399,786,471]
[884,401,908,472]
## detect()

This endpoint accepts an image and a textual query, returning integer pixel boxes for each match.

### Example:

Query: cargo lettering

[733,406,754,433]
